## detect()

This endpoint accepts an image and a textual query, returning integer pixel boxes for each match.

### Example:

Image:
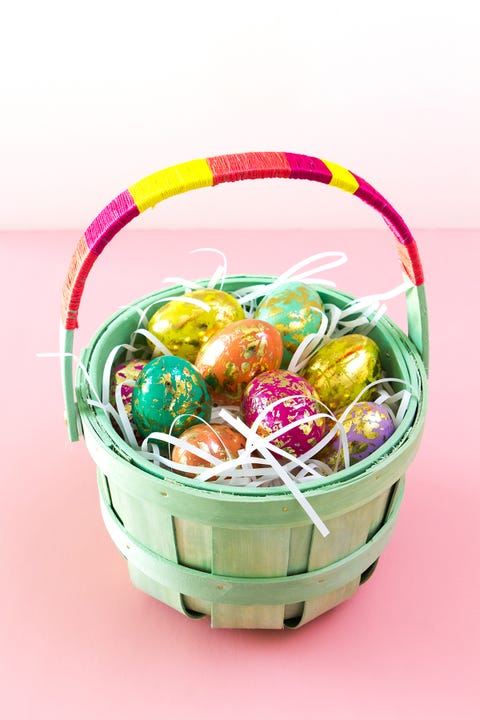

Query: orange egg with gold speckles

[195,319,283,405]
[172,424,246,479]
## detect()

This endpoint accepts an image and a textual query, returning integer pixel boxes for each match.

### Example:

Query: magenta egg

[110,359,149,416]
[241,370,326,458]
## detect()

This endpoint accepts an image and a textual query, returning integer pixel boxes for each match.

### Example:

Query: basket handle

[61,151,428,441]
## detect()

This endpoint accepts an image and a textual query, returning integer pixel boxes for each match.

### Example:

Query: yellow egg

[147,289,245,363]
[301,334,382,412]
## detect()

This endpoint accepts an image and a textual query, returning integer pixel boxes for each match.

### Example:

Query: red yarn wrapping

[208,152,291,184]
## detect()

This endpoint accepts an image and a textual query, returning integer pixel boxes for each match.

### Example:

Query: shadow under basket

[61,152,429,629]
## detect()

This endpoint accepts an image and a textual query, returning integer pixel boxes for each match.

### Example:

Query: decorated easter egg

[318,401,395,471]
[172,424,246,479]
[109,359,149,417]
[147,288,245,363]
[242,370,326,457]
[254,281,324,368]
[301,334,382,412]
[132,356,212,438]
[195,319,283,405]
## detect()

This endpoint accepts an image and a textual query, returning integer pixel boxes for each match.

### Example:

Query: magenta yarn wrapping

[85,190,140,255]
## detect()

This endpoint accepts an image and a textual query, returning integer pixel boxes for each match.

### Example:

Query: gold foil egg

[147,288,245,363]
[195,319,284,405]
[172,424,246,479]
[301,334,382,412]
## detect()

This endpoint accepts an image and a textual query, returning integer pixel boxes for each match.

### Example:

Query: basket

[61,152,428,629]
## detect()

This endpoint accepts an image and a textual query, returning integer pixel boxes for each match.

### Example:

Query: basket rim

[75,275,428,499]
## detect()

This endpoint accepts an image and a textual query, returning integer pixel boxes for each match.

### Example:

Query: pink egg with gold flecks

[241,370,326,458]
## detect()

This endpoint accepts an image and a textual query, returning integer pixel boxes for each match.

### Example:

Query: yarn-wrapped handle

[61,151,428,441]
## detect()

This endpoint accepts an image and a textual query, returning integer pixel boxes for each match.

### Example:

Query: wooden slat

[210,526,291,629]
[298,489,391,625]
[212,603,285,630]
[102,472,190,616]
[297,580,360,626]
[308,489,391,570]
[174,517,212,572]
[284,524,314,623]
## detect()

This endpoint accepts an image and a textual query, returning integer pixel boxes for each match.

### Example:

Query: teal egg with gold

[132,356,212,438]
[254,281,324,368]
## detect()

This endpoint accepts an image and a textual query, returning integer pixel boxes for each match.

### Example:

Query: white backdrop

[1,0,478,229]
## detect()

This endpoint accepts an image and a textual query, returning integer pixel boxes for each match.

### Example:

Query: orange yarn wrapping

[61,235,98,330]
[396,241,423,285]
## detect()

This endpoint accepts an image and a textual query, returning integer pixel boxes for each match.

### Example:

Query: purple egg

[319,401,395,470]
[241,370,326,457]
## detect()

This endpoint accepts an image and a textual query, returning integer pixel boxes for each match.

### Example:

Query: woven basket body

[61,152,428,629]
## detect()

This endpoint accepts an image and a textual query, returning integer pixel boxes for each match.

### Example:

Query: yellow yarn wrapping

[323,160,359,194]
[129,159,214,213]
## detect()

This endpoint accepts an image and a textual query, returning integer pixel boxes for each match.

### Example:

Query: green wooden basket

[61,152,428,629]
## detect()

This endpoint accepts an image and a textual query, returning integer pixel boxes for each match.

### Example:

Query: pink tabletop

[1,227,478,719]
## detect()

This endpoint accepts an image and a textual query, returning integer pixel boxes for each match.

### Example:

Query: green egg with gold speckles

[132,356,212,438]
[254,281,324,368]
